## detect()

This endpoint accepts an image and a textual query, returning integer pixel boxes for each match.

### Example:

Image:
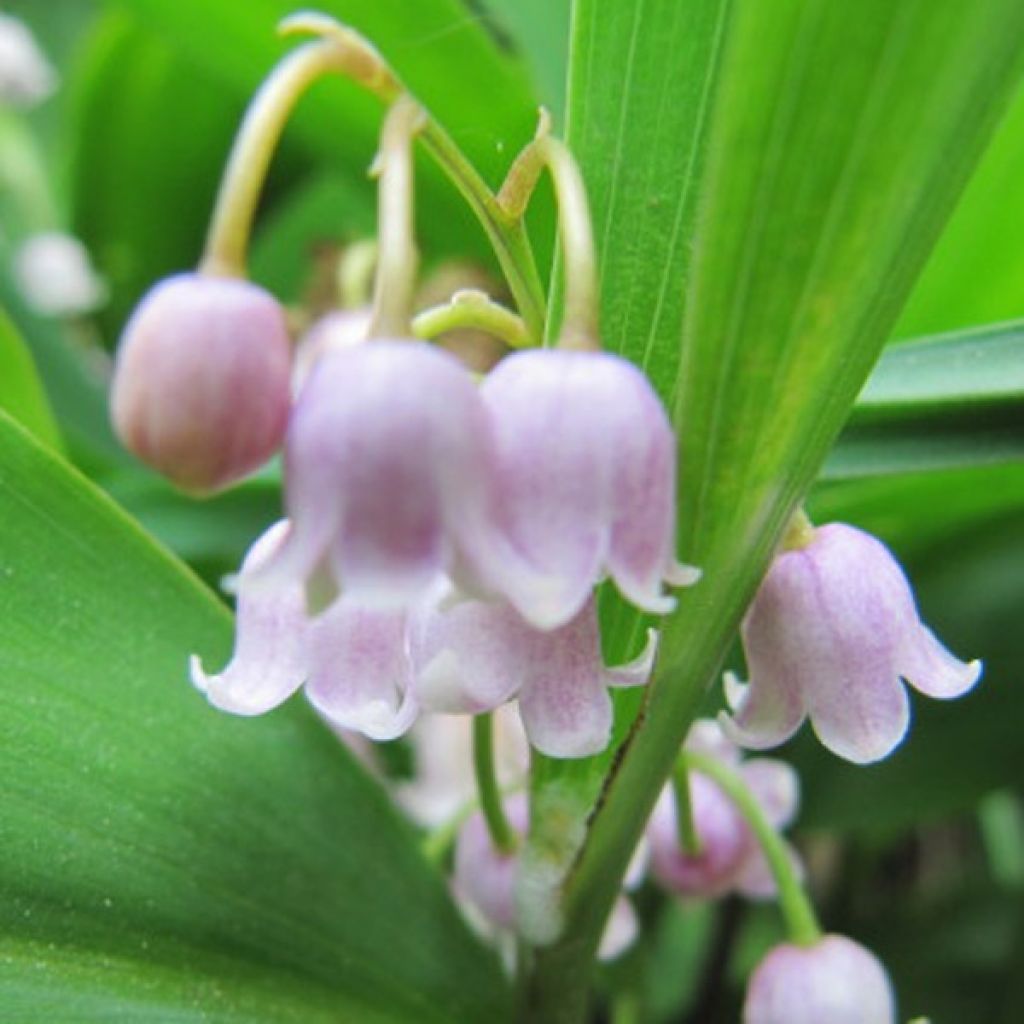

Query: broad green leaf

[896,82,1024,337]
[0,410,511,1022]
[826,320,1024,478]
[525,0,1024,1013]
[0,307,61,450]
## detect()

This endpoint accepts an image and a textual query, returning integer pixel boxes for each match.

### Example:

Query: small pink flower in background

[721,523,981,764]
[648,720,800,899]
[480,348,699,630]
[743,934,896,1024]
[396,705,528,828]
[412,589,657,758]
[453,793,641,960]
[253,341,551,613]
[0,14,56,107]
[111,273,292,494]
[14,231,106,316]
[190,521,418,741]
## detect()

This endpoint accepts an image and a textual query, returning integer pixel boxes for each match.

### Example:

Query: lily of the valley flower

[453,793,640,960]
[743,934,896,1024]
[291,307,372,397]
[190,521,417,741]
[721,522,982,764]
[0,14,57,107]
[648,720,801,900]
[254,340,553,613]
[480,348,699,629]
[14,232,106,317]
[412,589,657,758]
[111,273,292,494]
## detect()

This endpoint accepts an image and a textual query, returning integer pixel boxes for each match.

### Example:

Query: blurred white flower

[0,14,57,107]
[14,232,106,316]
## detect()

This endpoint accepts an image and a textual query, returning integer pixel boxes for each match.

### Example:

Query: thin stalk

[201,34,393,278]
[412,289,531,349]
[368,96,423,339]
[474,713,517,855]
[280,13,547,341]
[670,760,703,857]
[499,112,599,349]
[684,750,820,946]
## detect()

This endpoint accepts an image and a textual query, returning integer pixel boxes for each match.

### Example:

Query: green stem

[499,115,599,350]
[412,289,531,349]
[368,96,423,339]
[421,797,477,866]
[684,750,820,946]
[281,13,547,342]
[670,761,703,857]
[201,33,393,278]
[474,713,518,855]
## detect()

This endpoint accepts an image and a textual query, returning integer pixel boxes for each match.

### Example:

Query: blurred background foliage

[0,0,1022,1021]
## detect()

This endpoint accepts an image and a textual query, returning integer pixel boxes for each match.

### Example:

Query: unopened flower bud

[743,934,896,1023]
[111,273,292,493]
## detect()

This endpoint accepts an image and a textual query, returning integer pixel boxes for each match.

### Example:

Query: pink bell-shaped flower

[721,522,982,764]
[743,934,896,1024]
[648,720,800,899]
[412,589,657,758]
[291,307,372,397]
[190,520,417,741]
[480,348,699,629]
[111,273,292,494]
[253,340,543,612]
[453,793,639,960]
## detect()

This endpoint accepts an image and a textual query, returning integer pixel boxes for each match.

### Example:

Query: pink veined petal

[515,599,615,757]
[604,628,659,688]
[741,758,801,830]
[190,521,308,715]
[899,624,982,699]
[718,672,806,753]
[597,896,639,961]
[304,600,417,741]
[411,591,534,714]
[804,665,910,765]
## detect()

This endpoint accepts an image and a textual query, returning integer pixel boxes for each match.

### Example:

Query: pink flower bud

[721,523,982,764]
[110,273,292,493]
[743,934,896,1023]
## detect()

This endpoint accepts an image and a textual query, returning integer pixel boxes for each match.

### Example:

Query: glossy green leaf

[525,0,1024,1015]
[826,320,1024,478]
[0,410,511,1022]
[0,306,61,449]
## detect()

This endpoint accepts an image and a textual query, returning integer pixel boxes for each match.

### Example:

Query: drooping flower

[190,520,418,741]
[743,934,896,1024]
[412,588,657,758]
[479,348,699,629]
[0,14,57,107]
[648,720,800,899]
[111,273,292,494]
[253,340,551,613]
[14,232,106,317]
[453,793,640,961]
[721,522,982,764]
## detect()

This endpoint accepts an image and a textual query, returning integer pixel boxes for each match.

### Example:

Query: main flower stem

[201,34,396,278]
[281,13,547,341]
[368,96,423,338]
[499,113,599,350]
[473,713,517,855]
[684,750,821,946]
